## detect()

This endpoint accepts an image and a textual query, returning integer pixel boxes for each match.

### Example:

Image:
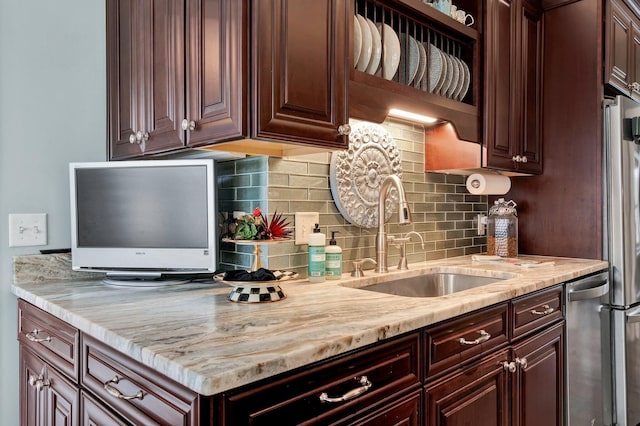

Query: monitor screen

[70,159,216,282]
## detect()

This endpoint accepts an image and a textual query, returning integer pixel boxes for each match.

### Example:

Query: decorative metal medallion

[329,121,402,228]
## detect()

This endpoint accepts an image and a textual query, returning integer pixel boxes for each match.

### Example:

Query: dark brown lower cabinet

[425,348,511,426]
[20,346,79,426]
[424,322,564,426]
[17,286,565,426]
[219,332,422,425]
[511,322,564,426]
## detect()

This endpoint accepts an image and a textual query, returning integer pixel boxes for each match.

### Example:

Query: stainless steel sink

[357,273,507,297]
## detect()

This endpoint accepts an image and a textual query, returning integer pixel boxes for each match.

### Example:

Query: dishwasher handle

[567,273,609,302]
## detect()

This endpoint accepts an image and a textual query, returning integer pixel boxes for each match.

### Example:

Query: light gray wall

[0,1,106,423]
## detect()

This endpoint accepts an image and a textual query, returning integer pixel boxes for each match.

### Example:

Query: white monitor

[69,159,216,285]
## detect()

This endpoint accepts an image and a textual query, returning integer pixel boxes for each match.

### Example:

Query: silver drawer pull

[25,329,51,344]
[104,376,144,401]
[530,304,554,316]
[319,376,372,403]
[458,329,491,346]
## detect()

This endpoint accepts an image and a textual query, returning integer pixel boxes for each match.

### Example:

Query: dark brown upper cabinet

[107,0,350,160]
[107,0,187,159]
[484,0,543,174]
[605,0,640,102]
[251,0,350,150]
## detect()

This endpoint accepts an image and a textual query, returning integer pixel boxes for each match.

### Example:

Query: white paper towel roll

[465,173,511,195]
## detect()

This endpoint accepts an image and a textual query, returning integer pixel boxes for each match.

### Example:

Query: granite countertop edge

[11,255,608,396]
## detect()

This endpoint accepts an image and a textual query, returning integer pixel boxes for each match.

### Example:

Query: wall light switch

[295,212,319,245]
[9,213,47,247]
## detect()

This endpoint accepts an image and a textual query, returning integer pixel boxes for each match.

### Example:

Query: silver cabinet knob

[515,357,528,369]
[512,155,522,163]
[129,131,148,144]
[182,119,196,131]
[338,124,351,136]
[502,361,517,373]
[136,131,149,142]
[521,155,528,163]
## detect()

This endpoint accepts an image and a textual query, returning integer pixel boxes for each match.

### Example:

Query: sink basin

[357,273,507,298]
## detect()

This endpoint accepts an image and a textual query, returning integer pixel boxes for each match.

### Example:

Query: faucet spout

[376,175,412,273]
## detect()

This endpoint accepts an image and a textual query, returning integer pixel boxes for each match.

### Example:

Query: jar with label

[487,198,518,257]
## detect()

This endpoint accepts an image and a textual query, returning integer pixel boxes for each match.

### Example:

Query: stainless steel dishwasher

[564,271,609,426]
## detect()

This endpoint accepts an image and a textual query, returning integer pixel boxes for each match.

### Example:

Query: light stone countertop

[11,255,607,396]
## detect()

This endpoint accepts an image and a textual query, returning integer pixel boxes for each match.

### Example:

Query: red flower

[253,207,262,217]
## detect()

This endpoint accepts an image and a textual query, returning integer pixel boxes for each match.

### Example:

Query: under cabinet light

[388,108,439,124]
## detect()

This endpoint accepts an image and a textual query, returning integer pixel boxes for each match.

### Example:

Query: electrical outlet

[295,212,319,245]
[9,213,47,247]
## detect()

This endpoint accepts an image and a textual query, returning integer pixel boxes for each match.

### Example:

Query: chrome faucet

[376,175,412,273]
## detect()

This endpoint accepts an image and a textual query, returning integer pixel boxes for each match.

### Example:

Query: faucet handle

[351,258,377,278]
[404,231,425,249]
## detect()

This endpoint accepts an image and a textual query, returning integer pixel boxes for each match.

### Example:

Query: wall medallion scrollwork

[329,122,402,228]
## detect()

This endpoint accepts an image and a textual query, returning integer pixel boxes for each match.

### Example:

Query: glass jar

[487,198,518,257]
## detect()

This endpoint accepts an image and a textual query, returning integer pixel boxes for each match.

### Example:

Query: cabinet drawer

[81,334,200,426]
[222,332,421,425]
[18,299,79,380]
[425,303,509,378]
[81,391,129,426]
[511,285,563,339]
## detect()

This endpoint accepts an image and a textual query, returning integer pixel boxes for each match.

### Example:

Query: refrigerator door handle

[568,281,609,302]
[625,306,640,323]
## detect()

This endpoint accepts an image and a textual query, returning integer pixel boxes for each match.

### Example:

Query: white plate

[445,53,460,98]
[426,44,442,92]
[398,34,419,84]
[364,18,382,75]
[355,15,372,71]
[439,52,454,96]
[375,23,400,80]
[414,41,427,87]
[459,59,471,101]
[433,50,448,94]
[353,16,362,68]
[451,57,466,100]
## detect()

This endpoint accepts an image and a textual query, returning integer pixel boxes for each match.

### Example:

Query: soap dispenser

[325,231,342,280]
[307,224,326,282]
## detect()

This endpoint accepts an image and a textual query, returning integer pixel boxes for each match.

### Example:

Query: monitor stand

[102,273,191,288]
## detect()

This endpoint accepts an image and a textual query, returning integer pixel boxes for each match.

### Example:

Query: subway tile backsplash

[217,118,487,275]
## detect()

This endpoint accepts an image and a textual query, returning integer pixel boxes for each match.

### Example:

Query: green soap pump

[307,224,326,283]
[325,231,342,280]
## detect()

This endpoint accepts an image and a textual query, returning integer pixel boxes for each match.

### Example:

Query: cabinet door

[485,0,541,174]
[108,0,186,160]
[20,347,79,426]
[424,349,511,426]
[517,0,542,174]
[186,0,249,147]
[631,22,640,100]
[485,0,517,170]
[606,0,633,94]
[107,0,142,159]
[252,0,349,149]
[511,322,564,426]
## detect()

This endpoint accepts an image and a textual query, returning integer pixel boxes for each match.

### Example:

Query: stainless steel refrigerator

[602,95,640,426]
